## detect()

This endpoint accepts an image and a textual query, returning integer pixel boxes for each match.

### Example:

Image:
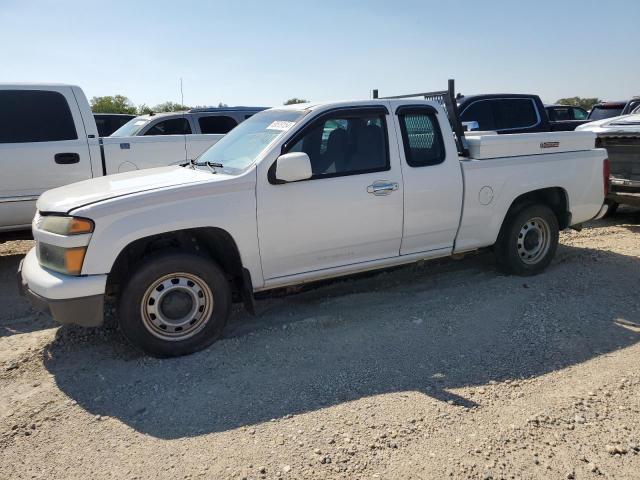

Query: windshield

[588,106,624,121]
[195,109,306,173]
[110,117,150,137]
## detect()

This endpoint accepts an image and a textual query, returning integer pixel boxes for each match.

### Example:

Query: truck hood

[38,166,215,213]
[577,113,640,133]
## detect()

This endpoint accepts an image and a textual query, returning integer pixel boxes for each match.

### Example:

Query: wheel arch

[106,227,254,311]
[499,187,570,237]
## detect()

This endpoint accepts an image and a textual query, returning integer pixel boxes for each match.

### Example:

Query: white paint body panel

[466,131,596,159]
[386,100,464,256]
[256,103,404,280]
[455,149,606,252]
[576,113,640,133]
[0,85,96,230]
[100,134,223,174]
[22,99,607,305]
[0,84,222,231]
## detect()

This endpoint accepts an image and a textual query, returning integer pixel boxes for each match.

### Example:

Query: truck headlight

[37,244,87,276]
[40,216,94,235]
[37,215,94,275]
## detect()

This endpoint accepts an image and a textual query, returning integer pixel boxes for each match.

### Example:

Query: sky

[1,0,638,108]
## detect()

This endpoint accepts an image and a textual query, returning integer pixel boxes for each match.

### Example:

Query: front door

[256,106,403,280]
[0,87,93,228]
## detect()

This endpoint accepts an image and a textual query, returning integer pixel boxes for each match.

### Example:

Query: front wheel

[494,204,559,276]
[118,252,231,357]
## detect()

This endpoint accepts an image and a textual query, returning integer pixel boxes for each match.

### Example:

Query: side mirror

[462,120,479,132]
[274,152,312,183]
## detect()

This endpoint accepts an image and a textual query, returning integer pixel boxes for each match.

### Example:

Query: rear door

[392,103,463,255]
[257,105,403,280]
[0,87,93,228]
[102,116,190,173]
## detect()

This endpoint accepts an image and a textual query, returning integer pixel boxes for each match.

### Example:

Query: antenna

[180,78,184,106]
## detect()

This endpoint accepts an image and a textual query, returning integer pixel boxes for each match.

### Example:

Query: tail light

[603,158,610,196]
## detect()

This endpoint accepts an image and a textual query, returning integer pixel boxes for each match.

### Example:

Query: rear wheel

[118,252,231,357]
[495,204,559,276]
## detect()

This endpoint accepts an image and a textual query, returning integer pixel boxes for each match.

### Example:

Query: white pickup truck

[0,84,243,234]
[19,88,609,357]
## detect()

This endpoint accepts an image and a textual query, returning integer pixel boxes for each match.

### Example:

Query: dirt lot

[1,211,639,480]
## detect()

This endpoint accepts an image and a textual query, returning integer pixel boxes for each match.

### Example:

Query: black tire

[603,199,619,218]
[494,204,559,276]
[117,252,231,357]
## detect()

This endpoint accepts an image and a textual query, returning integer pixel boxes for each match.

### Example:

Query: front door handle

[367,180,399,196]
[54,153,80,164]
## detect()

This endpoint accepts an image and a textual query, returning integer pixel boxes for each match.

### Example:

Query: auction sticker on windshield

[266,121,296,131]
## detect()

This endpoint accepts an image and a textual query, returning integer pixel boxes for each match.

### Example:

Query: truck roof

[457,93,540,106]
[0,83,81,89]
[277,99,408,112]
[188,106,268,113]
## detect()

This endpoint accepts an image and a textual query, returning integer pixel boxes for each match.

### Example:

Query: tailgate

[597,133,640,190]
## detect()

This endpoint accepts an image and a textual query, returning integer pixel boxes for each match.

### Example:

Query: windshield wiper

[203,161,224,174]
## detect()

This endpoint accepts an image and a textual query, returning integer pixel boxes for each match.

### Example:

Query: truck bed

[456,147,606,253]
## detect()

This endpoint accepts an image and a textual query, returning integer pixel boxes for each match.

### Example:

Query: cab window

[0,90,77,143]
[286,110,389,178]
[198,115,238,134]
[144,118,192,135]
[397,109,445,167]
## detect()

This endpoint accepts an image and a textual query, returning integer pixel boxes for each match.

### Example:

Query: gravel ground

[1,210,639,479]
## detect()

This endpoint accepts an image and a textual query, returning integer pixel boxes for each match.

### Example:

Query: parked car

[544,104,589,122]
[587,101,627,121]
[110,107,267,137]
[0,84,261,235]
[20,85,608,357]
[622,97,640,115]
[577,112,640,213]
[93,113,136,137]
[457,94,590,133]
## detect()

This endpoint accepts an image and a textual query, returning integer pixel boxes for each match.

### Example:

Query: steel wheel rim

[517,216,551,265]
[141,272,214,341]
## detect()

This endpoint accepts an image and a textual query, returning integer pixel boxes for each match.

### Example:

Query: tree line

[90,95,308,114]
[555,97,600,110]
[92,94,601,115]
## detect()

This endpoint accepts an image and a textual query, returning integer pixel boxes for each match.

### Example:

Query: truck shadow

[585,207,640,232]
[0,253,56,338]
[43,244,640,439]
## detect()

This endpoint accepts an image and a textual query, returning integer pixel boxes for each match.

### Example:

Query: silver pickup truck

[577,113,640,212]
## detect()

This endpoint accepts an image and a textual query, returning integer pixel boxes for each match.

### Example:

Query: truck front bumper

[18,248,107,327]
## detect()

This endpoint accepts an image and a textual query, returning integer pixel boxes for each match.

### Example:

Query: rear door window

[144,118,192,135]
[492,99,539,130]
[397,109,445,167]
[198,115,238,134]
[551,107,571,121]
[572,108,588,120]
[460,101,496,131]
[0,90,78,143]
